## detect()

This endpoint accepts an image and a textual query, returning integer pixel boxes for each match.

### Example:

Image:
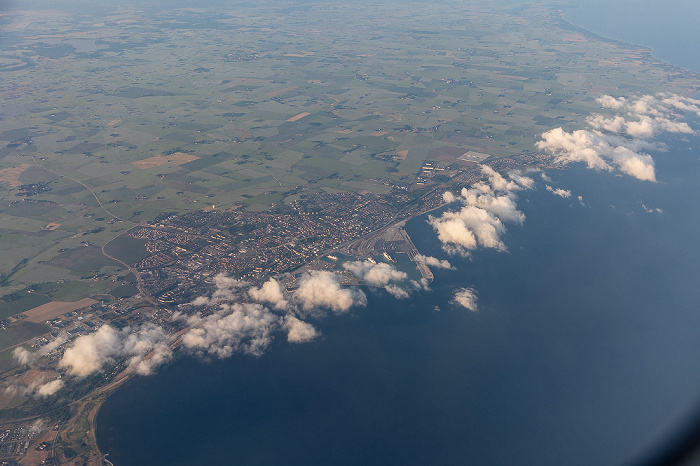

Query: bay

[96,130,700,465]
[96,3,700,465]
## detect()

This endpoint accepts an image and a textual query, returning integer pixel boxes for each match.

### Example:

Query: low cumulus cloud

[29,419,47,436]
[181,272,338,358]
[411,278,431,291]
[537,93,700,182]
[13,256,450,382]
[453,288,478,311]
[343,260,413,297]
[414,254,455,270]
[59,324,172,377]
[13,335,67,366]
[182,303,280,358]
[184,268,378,358]
[546,185,572,198]
[284,315,319,343]
[248,278,288,310]
[32,379,64,397]
[343,260,407,286]
[13,324,171,384]
[179,270,371,359]
[428,165,533,256]
[295,270,367,312]
[7,377,65,399]
[192,273,247,306]
[443,191,457,203]
[384,284,410,299]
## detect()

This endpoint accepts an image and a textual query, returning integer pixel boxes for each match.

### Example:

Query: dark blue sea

[96,3,700,465]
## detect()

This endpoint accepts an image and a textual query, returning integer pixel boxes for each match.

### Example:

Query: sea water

[96,4,700,465]
[564,0,700,73]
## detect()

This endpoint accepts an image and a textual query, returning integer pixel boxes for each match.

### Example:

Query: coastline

[96,26,700,466]
[23,4,700,465]
[558,6,700,81]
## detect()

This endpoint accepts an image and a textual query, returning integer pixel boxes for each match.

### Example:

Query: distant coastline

[560,3,700,78]
[2,0,700,464]
[93,6,700,463]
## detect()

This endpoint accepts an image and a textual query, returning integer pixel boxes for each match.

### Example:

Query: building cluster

[122,158,542,306]
[128,188,418,304]
[0,425,40,457]
[0,156,550,464]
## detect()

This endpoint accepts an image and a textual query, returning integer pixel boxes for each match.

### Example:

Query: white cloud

[123,325,173,376]
[587,114,627,133]
[10,378,65,398]
[546,185,572,198]
[538,93,699,182]
[29,419,47,436]
[612,147,656,181]
[536,128,613,171]
[294,270,367,313]
[428,215,478,255]
[179,274,327,358]
[411,278,431,291]
[284,315,319,343]
[596,95,627,109]
[384,284,410,299]
[13,335,67,365]
[248,278,288,310]
[58,324,172,377]
[34,379,64,397]
[22,266,375,378]
[460,187,525,223]
[59,326,122,377]
[453,288,478,311]
[427,166,532,256]
[508,173,536,190]
[479,165,526,192]
[443,191,456,203]
[343,260,413,298]
[444,206,506,250]
[343,260,407,286]
[178,271,360,360]
[192,273,247,306]
[182,303,279,358]
[659,95,700,116]
[414,254,454,270]
[625,116,656,138]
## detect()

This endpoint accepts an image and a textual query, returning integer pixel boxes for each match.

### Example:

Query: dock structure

[341,220,434,283]
[399,228,434,283]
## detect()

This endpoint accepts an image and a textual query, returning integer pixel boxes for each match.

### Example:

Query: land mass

[0,0,699,464]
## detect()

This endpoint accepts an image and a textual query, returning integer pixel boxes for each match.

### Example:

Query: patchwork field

[0,0,697,314]
[22,298,97,323]
[132,152,200,169]
[0,322,52,352]
[0,164,33,187]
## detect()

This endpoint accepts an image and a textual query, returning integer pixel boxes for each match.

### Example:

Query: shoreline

[11,3,700,464]
[89,207,445,463]
[557,7,700,89]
